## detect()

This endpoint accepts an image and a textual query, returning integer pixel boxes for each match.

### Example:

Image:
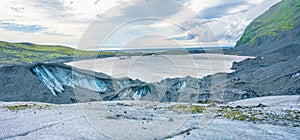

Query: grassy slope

[236,0,300,46]
[0,41,114,66]
[0,41,208,67]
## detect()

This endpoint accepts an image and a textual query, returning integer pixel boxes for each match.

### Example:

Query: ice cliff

[31,64,151,101]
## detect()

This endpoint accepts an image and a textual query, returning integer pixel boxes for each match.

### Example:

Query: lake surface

[66,54,251,82]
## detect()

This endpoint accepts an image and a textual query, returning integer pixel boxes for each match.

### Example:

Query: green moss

[164,103,300,126]
[2,104,51,111]
[167,104,205,114]
[4,104,32,110]
[237,0,300,46]
[221,111,261,121]
[216,106,263,122]
[223,111,245,120]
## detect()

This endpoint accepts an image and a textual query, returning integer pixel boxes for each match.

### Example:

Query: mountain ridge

[0,41,114,67]
[236,0,300,47]
[229,0,300,56]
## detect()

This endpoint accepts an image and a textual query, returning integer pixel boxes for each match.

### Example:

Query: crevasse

[31,64,150,100]
[32,65,109,96]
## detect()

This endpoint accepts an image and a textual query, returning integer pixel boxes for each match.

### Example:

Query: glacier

[31,64,152,100]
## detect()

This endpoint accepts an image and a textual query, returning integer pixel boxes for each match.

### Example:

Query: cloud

[204,0,281,42]
[198,1,249,19]
[167,0,281,45]
[0,22,46,33]
[0,0,281,49]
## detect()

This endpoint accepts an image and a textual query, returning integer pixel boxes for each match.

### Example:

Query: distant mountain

[230,0,300,56]
[0,41,113,67]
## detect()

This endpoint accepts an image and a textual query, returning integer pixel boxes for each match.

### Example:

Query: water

[66,54,251,82]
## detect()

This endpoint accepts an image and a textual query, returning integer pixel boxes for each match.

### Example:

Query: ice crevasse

[31,64,152,100]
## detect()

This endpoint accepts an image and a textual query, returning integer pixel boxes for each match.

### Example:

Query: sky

[0,0,281,50]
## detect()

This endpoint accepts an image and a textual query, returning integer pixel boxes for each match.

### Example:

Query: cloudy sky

[0,0,280,50]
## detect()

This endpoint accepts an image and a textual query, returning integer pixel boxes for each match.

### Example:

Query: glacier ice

[172,81,186,91]
[32,64,109,96]
[31,64,150,100]
[132,86,150,100]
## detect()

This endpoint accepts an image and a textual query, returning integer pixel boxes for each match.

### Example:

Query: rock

[256,103,267,108]
[197,90,210,103]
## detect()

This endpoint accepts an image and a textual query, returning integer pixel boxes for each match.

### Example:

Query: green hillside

[236,0,300,46]
[0,41,113,66]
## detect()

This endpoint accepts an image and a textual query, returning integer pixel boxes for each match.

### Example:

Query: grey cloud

[0,21,46,33]
[81,0,196,49]
[29,0,65,11]
[28,0,76,19]
[199,1,250,19]
[98,0,184,22]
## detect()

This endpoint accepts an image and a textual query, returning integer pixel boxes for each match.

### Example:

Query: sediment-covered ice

[32,65,109,96]
[31,64,153,101]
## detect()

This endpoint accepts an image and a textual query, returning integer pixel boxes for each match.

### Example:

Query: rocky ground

[1,56,299,104]
[1,95,299,140]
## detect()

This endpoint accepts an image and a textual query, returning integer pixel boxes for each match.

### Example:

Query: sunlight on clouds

[0,0,281,49]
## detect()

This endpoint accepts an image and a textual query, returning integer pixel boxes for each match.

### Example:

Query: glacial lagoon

[66,54,251,82]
